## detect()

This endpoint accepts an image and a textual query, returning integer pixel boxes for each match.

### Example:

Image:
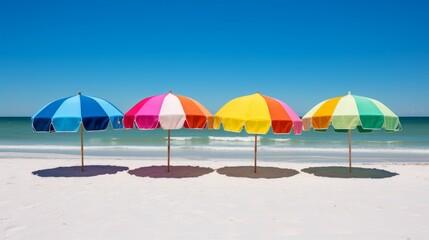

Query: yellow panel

[312,97,342,129]
[214,93,271,134]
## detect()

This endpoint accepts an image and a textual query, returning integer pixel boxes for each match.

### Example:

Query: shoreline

[2,147,428,165]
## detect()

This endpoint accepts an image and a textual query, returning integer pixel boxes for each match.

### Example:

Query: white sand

[1,153,429,239]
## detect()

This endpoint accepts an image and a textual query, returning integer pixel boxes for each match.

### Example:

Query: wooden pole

[80,123,84,172]
[167,129,171,172]
[348,129,352,173]
[254,134,257,173]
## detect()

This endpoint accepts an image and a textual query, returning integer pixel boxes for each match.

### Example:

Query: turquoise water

[0,117,428,162]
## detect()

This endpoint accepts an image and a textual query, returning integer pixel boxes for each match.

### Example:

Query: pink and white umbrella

[124,91,213,171]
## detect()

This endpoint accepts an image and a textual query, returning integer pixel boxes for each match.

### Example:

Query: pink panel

[277,101,303,135]
[132,94,168,130]
[124,96,154,129]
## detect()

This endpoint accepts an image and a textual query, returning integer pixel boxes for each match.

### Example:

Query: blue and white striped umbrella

[31,93,123,172]
[32,93,123,132]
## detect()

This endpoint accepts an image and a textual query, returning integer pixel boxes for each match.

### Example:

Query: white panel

[159,94,186,129]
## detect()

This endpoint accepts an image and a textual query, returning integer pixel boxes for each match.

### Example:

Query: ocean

[0,117,428,163]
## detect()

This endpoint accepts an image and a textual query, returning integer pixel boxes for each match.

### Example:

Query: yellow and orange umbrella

[214,92,302,172]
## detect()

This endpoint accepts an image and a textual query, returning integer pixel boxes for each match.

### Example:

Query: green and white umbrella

[302,92,401,172]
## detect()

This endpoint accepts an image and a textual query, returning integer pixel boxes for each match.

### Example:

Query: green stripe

[331,94,359,129]
[369,98,401,131]
[354,95,384,129]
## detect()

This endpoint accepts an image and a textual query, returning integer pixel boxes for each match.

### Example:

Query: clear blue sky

[1,0,428,116]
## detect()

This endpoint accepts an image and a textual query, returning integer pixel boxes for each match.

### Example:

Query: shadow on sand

[32,165,129,177]
[301,166,398,179]
[217,166,299,179]
[128,165,214,178]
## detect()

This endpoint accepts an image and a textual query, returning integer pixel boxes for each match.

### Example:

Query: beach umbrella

[302,91,401,172]
[214,92,303,173]
[124,91,213,172]
[32,92,124,172]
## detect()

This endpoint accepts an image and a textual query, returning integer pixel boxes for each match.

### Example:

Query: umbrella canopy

[124,91,213,172]
[302,92,401,172]
[214,92,302,172]
[32,92,124,171]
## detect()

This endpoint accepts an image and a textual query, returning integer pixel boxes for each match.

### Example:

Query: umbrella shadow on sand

[128,166,215,179]
[217,166,300,179]
[301,166,398,179]
[32,165,129,177]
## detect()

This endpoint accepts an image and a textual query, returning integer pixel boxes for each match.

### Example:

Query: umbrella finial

[78,92,81,95]
[168,90,172,94]
[348,91,351,95]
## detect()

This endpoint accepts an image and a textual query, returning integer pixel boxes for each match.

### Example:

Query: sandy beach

[2,0,429,238]
[1,153,428,240]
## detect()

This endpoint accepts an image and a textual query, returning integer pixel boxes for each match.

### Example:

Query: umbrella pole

[80,123,84,172]
[254,134,257,173]
[348,129,352,173]
[167,129,171,172]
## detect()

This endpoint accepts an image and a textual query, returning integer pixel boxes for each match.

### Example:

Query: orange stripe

[260,95,293,134]
[192,100,214,129]
[175,95,212,129]
[312,96,342,129]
